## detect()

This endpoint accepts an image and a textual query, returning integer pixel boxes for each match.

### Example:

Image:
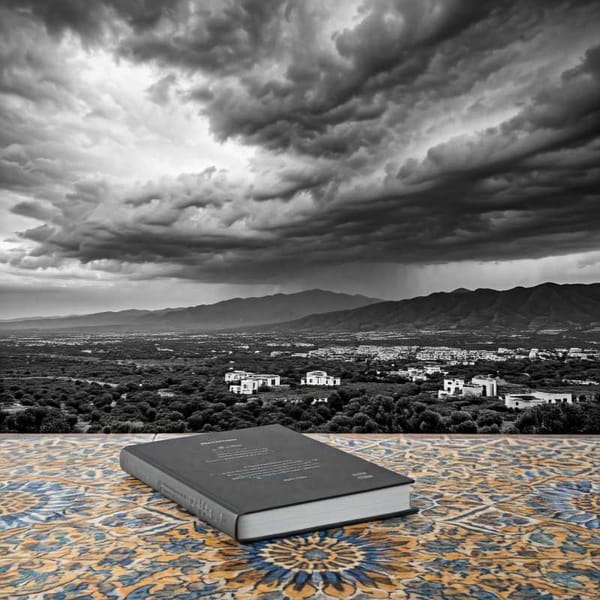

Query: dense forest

[1,378,598,435]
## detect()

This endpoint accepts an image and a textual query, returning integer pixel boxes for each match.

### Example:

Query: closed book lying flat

[120,424,416,542]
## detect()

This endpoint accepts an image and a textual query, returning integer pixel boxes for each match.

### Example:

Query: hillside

[269,283,600,332]
[0,290,380,332]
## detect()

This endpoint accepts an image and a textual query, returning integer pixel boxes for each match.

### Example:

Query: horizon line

[0,280,595,322]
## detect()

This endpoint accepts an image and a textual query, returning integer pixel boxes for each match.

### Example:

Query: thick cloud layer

[2,0,600,294]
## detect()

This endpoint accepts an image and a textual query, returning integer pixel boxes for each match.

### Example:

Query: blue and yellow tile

[0,435,598,599]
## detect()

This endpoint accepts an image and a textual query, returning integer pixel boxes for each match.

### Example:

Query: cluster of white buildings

[435,372,590,410]
[308,345,416,361]
[269,351,311,358]
[416,347,506,364]
[527,347,600,361]
[299,344,600,365]
[563,378,599,386]
[417,345,599,363]
[438,375,499,399]
[225,370,340,395]
[565,347,600,360]
[390,365,445,382]
[225,371,282,395]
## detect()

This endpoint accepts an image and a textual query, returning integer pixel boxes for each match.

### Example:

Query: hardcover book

[120,424,416,542]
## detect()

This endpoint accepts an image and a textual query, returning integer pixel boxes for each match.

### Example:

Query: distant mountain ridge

[0,290,380,332]
[268,283,600,333]
[4,282,599,334]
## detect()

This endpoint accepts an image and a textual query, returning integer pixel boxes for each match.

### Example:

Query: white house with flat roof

[226,370,281,394]
[471,375,498,397]
[225,371,280,386]
[229,379,261,395]
[462,383,484,397]
[301,371,340,386]
[505,391,574,410]
[440,378,464,396]
[252,374,281,387]
[438,375,500,399]
[225,370,252,383]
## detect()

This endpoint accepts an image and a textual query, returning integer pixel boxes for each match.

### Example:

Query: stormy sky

[1,0,600,317]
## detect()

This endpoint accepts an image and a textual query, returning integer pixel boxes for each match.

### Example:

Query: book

[120,424,416,542]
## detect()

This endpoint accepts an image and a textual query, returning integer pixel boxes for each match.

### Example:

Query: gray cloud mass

[1,0,600,289]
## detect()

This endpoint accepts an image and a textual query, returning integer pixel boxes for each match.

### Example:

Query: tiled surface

[0,435,598,599]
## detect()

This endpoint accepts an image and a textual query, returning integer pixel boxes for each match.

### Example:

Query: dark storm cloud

[1,0,178,40]
[0,7,105,202]
[191,0,578,155]
[396,43,600,188]
[11,200,58,221]
[120,0,288,74]
[2,0,600,286]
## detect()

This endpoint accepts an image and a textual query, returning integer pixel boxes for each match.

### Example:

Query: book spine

[120,448,239,539]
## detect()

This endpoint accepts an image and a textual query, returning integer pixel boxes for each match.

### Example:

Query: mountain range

[2,282,600,333]
[0,290,379,332]
[273,282,600,332]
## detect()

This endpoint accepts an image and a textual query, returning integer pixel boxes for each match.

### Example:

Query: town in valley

[2,329,599,435]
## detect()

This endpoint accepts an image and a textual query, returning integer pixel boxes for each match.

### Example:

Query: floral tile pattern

[511,480,600,529]
[0,435,598,599]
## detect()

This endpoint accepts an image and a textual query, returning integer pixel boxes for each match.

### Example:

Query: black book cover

[121,424,416,540]
[123,424,413,511]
